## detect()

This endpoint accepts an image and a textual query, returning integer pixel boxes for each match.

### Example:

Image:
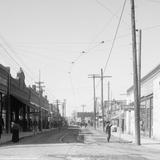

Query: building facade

[0,64,52,133]
[126,64,160,139]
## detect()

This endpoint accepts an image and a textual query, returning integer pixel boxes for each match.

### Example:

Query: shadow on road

[1,126,84,147]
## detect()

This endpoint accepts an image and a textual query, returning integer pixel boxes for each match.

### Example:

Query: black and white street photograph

[0,0,160,159]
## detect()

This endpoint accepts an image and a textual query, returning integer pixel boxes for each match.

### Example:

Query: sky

[0,0,160,116]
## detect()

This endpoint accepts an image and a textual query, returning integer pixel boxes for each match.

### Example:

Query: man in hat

[105,121,112,142]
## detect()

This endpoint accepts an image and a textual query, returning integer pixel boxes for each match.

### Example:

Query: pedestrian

[11,121,19,143]
[0,116,4,139]
[33,119,38,135]
[105,121,112,142]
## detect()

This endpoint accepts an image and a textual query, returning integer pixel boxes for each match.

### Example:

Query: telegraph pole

[35,70,45,132]
[130,0,141,145]
[6,68,11,133]
[82,105,85,113]
[95,97,99,128]
[138,29,142,101]
[88,72,111,131]
[101,69,112,131]
[56,99,60,114]
[62,99,66,117]
[88,74,99,129]
[108,81,110,120]
[101,69,104,131]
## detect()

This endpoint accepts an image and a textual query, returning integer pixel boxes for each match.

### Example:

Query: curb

[0,128,56,145]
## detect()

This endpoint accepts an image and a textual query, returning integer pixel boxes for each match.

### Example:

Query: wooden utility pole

[62,99,66,117]
[88,74,99,129]
[95,97,99,128]
[108,81,110,120]
[101,69,104,131]
[138,29,142,102]
[35,70,45,132]
[6,69,11,133]
[88,72,111,131]
[101,69,112,131]
[56,99,60,114]
[130,0,141,145]
[82,105,86,113]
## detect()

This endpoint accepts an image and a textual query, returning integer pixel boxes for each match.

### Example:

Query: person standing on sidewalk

[11,121,19,143]
[33,118,38,135]
[0,116,4,139]
[105,121,112,142]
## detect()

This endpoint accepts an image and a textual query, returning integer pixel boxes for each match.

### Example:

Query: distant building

[77,112,94,124]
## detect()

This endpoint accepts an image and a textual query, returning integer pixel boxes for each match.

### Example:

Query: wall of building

[125,110,135,135]
[0,65,9,94]
[153,76,160,139]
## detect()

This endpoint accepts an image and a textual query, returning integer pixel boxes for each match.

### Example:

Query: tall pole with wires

[101,69,112,131]
[88,74,98,129]
[138,29,142,102]
[35,70,45,132]
[130,0,141,145]
[89,73,111,131]
[108,81,110,120]
[101,69,104,131]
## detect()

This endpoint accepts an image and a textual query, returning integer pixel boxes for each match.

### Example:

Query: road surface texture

[0,126,160,160]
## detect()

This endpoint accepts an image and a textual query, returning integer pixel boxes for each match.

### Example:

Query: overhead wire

[68,0,128,107]
[95,0,114,15]
[0,34,57,99]
[103,0,127,73]
[68,73,78,108]
[13,46,70,64]
[0,47,19,72]
[0,34,37,82]
[145,0,160,3]
[84,0,127,107]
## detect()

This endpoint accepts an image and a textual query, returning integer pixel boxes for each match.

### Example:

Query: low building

[0,64,51,133]
[126,64,160,139]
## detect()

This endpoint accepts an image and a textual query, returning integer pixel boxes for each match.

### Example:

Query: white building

[126,64,160,139]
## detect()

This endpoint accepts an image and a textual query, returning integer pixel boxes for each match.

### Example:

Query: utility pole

[82,104,85,113]
[88,72,111,131]
[88,74,99,129]
[56,99,60,114]
[138,29,142,102]
[6,68,11,133]
[35,70,45,132]
[108,81,110,120]
[101,69,104,132]
[81,104,86,122]
[130,0,141,145]
[101,69,112,131]
[95,97,99,128]
[62,99,66,117]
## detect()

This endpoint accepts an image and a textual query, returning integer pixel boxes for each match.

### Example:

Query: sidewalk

[95,126,160,149]
[0,128,55,145]
[112,131,160,146]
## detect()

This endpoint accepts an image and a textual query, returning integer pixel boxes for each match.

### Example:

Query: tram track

[58,127,84,143]
[1,126,83,146]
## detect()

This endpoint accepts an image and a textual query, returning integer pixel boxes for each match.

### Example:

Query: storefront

[0,65,10,133]
[126,64,160,139]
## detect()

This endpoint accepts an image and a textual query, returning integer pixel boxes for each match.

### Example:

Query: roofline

[127,64,160,93]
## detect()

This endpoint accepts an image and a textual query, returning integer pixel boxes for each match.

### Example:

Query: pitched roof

[127,64,160,93]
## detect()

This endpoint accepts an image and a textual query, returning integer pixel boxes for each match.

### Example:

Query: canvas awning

[111,111,124,120]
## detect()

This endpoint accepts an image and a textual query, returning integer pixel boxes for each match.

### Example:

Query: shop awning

[111,111,124,120]
[11,94,29,106]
